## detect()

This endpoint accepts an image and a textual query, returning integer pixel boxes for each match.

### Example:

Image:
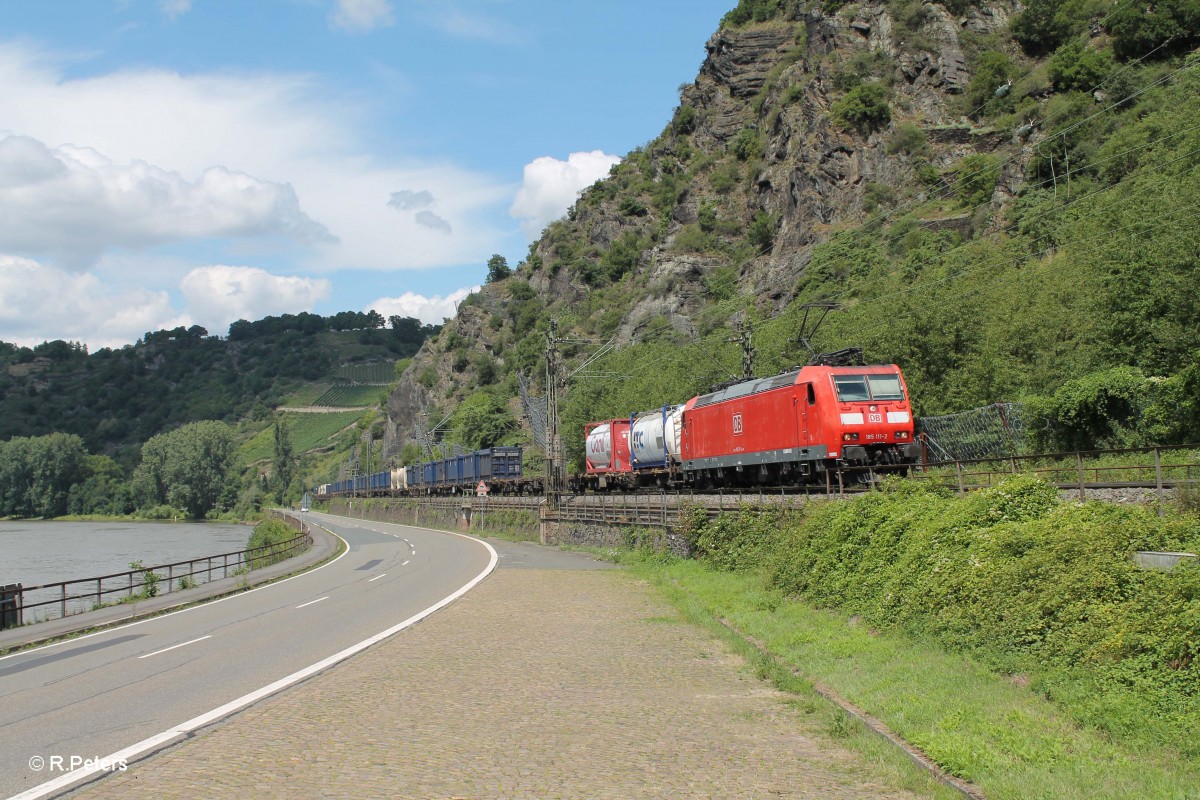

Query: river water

[0,520,252,589]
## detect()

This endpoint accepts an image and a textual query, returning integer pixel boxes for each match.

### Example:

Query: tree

[0,433,88,518]
[450,392,515,450]
[1108,0,1200,61]
[486,254,511,283]
[133,421,235,518]
[271,417,295,503]
[1011,0,1079,56]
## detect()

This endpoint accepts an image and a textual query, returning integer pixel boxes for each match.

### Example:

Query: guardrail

[1,520,311,629]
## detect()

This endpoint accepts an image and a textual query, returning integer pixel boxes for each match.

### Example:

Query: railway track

[343,474,1192,532]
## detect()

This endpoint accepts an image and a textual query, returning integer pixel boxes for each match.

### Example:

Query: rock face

[384,1,1026,458]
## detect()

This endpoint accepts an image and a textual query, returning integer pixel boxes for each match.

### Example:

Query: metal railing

[910,443,1200,504]
[3,526,311,629]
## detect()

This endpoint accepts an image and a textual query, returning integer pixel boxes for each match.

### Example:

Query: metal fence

[3,523,311,629]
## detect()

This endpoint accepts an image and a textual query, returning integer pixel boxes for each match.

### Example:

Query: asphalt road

[0,512,525,799]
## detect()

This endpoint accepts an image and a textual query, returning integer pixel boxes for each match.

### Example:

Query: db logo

[732,413,744,436]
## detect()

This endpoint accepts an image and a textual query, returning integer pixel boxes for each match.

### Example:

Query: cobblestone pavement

[64,569,932,799]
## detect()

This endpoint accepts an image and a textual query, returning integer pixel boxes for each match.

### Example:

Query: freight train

[315,362,921,498]
[315,446,539,497]
[575,362,921,491]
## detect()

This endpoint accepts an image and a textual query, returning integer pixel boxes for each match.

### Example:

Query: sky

[0,0,735,350]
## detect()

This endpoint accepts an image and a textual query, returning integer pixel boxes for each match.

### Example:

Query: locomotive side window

[807,384,816,405]
[833,373,905,402]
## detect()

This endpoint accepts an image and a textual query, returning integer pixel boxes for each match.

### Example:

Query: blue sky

[0,0,734,349]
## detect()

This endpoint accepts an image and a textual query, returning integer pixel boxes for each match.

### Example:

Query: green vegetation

[621,476,1200,797]
[722,0,793,27]
[132,421,236,519]
[832,83,892,133]
[0,312,436,458]
[239,411,361,465]
[311,384,384,407]
[245,518,303,569]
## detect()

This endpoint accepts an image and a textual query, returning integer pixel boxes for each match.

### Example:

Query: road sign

[476,481,489,496]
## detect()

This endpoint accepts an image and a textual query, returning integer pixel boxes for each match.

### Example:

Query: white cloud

[0,134,332,268]
[0,43,512,274]
[180,266,332,331]
[160,0,192,21]
[330,0,394,33]
[369,286,479,326]
[509,150,622,239]
[0,256,188,349]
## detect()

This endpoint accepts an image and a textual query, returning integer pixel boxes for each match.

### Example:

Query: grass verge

[632,556,1200,800]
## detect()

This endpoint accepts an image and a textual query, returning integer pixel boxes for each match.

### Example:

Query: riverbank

[0,515,342,655]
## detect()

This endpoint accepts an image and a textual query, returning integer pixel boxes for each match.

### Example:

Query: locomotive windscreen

[833,373,905,402]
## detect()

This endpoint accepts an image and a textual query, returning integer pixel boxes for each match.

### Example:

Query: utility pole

[545,319,563,505]
[734,320,755,380]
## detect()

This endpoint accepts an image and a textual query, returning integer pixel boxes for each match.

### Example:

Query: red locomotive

[579,362,920,490]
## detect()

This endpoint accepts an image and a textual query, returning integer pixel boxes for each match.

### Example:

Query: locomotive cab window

[833,376,870,402]
[833,373,905,402]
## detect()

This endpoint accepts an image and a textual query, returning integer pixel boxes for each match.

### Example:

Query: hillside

[383,0,1200,469]
[0,311,439,466]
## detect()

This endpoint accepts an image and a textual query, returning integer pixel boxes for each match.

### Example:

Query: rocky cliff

[381,0,1103,460]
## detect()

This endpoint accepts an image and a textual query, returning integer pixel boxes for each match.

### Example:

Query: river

[0,520,252,589]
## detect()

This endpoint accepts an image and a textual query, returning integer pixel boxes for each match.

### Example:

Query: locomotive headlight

[869,404,878,412]
[843,432,859,441]
[895,431,909,439]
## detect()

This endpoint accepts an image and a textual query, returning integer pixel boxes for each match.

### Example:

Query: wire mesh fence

[917,402,1028,460]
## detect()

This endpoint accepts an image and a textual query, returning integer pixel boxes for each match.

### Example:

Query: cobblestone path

[65,568,933,799]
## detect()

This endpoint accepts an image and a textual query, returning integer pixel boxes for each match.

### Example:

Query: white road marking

[10,532,498,800]
[367,574,387,582]
[295,596,329,609]
[137,635,211,660]
[401,560,410,566]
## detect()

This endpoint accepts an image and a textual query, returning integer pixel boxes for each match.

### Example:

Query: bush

[886,122,930,158]
[731,128,763,161]
[1049,41,1114,92]
[246,518,298,569]
[832,83,891,133]
[673,105,698,135]
[709,161,742,194]
[955,153,1000,208]
[722,0,791,26]
[863,182,897,212]
[1025,366,1149,452]
[963,51,1015,118]
[689,508,790,572]
[748,211,776,251]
